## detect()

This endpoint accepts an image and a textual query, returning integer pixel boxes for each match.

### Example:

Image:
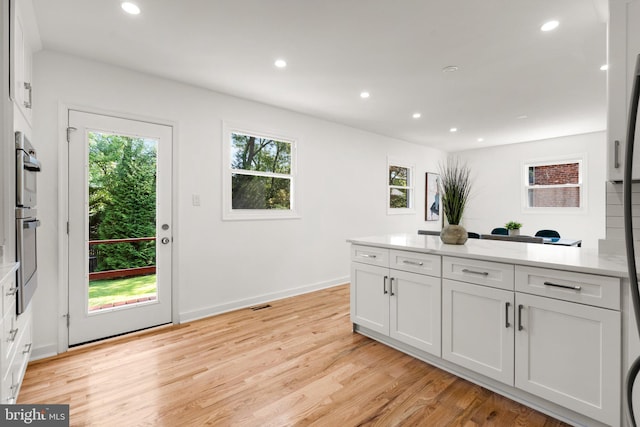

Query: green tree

[231,134,291,209]
[89,133,157,271]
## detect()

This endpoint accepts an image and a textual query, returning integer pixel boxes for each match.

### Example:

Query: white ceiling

[31,0,608,152]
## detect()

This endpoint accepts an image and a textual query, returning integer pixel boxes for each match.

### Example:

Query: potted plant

[438,158,472,244]
[505,221,522,236]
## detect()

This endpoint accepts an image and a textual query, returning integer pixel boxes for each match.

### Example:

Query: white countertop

[0,263,19,284]
[348,233,630,278]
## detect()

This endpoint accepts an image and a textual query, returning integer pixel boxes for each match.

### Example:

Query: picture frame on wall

[425,172,440,221]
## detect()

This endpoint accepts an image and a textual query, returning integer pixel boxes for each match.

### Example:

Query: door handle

[518,304,524,331]
[505,302,511,328]
[161,237,170,244]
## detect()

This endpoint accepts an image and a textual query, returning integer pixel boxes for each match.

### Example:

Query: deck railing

[88,237,156,280]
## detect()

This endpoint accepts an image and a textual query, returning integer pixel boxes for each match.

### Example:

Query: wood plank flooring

[19,284,569,426]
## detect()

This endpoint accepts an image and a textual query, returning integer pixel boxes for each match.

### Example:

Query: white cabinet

[0,265,31,404]
[442,279,514,385]
[607,0,640,181]
[11,0,34,126]
[515,292,620,425]
[351,245,441,356]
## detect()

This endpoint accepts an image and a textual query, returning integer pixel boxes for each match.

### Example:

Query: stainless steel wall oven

[15,131,41,315]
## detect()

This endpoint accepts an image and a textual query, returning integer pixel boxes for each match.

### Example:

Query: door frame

[56,103,180,354]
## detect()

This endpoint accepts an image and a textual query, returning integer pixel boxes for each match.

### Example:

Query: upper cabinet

[10,0,38,128]
[608,0,640,181]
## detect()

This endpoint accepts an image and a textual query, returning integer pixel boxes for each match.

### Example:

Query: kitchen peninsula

[348,233,632,427]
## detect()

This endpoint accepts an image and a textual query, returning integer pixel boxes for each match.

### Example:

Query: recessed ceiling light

[477,138,484,142]
[360,91,370,99]
[274,59,287,68]
[121,2,141,15]
[442,65,459,73]
[412,113,421,119]
[517,115,528,120]
[449,127,458,133]
[540,20,559,32]
[600,64,609,71]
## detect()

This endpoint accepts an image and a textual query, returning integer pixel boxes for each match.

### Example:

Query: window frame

[222,122,299,220]
[522,156,585,213]
[387,158,415,215]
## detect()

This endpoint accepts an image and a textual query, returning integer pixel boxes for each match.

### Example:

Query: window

[223,124,298,220]
[524,159,583,209]
[388,159,414,214]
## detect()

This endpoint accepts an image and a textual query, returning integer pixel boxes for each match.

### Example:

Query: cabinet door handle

[8,328,18,342]
[461,268,489,276]
[505,302,511,328]
[23,343,32,354]
[518,304,524,331]
[389,277,395,296]
[6,286,17,296]
[615,140,620,169]
[543,281,582,291]
[24,82,32,109]
[402,260,424,266]
[383,276,388,294]
[360,253,377,259]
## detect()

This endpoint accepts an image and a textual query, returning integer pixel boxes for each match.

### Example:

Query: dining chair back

[535,229,561,238]
[491,227,509,235]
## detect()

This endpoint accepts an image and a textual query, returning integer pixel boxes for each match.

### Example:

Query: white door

[514,293,620,426]
[390,269,441,356]
[67,110,173,345]
[442,279,514,385]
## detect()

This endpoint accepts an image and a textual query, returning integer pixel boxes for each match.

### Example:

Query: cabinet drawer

[443,257,514,291]
[351,245,389,267]
[1,275,17,318]
[515,266,620,310]
[390,250,441,277]
[1,303,17,365]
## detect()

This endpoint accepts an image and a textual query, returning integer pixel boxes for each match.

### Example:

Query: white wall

[31,50,446,356]
[454,132,606,249]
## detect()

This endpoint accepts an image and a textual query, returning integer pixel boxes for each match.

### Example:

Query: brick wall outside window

[526,161,581,208]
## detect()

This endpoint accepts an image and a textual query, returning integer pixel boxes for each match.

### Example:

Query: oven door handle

[23,220,40,229]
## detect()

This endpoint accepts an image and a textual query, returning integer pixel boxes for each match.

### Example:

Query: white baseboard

[179,276,349,323]
[30,343,58,361]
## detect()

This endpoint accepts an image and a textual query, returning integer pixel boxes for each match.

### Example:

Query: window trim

[222,122,300,221]
[522,155,585,213]
[387,158,415,215]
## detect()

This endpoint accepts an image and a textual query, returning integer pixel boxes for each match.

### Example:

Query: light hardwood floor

[19,284,568,426]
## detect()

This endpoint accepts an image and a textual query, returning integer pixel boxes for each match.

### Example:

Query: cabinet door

[515,293,620,426]
[442,279,514,385]
[390,269,441,356]
[350,262,389,335]
[608,0,640,181]
[11,0,33,126]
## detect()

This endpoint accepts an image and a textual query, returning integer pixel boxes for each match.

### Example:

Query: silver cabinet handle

[6,286,17,296]
[461,268,489,276]
[505,302,511,328]
[389,278,395,296]
[615,140,620,169]
[8,328,18,342]
[360,254,377,259]
[23,343,32,354]
[402,260,424,266]
[518,304,524,331]
[543,281,582,291]
[161,237,170,244]
[383,276,388,294]
[24,82,32,109]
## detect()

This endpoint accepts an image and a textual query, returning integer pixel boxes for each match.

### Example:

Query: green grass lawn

[89,274,157,307]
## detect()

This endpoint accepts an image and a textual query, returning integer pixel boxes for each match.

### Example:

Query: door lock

[161,237,170,244]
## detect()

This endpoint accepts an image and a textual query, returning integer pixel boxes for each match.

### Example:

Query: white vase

[509,229,520,236]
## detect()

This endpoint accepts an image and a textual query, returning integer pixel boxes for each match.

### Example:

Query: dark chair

[418,230,440,236]
[491,227,509,235]
[535,229,561,238]
[468,232,480,239]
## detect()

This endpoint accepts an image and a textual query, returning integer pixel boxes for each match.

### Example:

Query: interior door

[67,110,172,345]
